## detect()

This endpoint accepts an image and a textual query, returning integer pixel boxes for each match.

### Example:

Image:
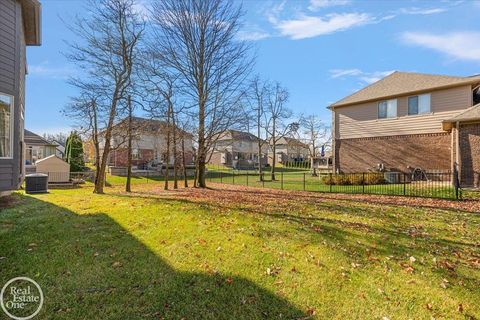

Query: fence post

[281,172,284,190]
[403,173,406,196]
[220,171,223,183]
[453,163,460,200]
[233,170,235,185]
[303,173,306,191]
[246,171,249,186]
[262,173,265,188]
[329,173,332,193]
[362,172,365,194]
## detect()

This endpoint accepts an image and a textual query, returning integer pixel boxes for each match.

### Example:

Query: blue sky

[25,0,480,135]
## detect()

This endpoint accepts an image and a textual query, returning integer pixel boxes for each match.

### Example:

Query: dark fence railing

[40,167,466,200]
[204,170,461,200]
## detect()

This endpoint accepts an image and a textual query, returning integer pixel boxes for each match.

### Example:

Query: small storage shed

[35,155,70,183]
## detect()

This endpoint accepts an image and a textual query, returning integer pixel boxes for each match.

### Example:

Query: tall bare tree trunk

[164,108,171,190]
[257,107,263,181]
[197,98,206,187]
[126,96,133,192]
[181,136,188,187]
[172,106,178,189]
[94,94,120,194]
[271,120,276,181]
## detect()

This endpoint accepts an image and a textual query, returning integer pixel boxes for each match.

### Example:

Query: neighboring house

[53,140,65,159]
[329,71,480,186]
[268,137,310,164]
[0,0,41,195]
[24,129,57,164]
[209,129,268,169]
[98,117,194,169]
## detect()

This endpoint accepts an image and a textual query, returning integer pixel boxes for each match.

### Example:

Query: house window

[132,149,140,160]
[378,99,397,119]
[408,94,431,115]
[0,93,13,158]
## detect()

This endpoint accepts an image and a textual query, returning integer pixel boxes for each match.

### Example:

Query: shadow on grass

[119,187,480,290]
[0,194,306,320]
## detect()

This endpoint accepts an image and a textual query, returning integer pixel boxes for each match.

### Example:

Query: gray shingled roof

[24,129,57,146]
[444,103,480,123]
[219,129,261,142]
[330,71,480,108]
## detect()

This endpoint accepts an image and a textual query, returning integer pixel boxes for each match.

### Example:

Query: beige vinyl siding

[0,0,16,94]
[337,85,472,139]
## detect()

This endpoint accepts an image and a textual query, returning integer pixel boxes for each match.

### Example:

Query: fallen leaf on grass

[112,261,122,268]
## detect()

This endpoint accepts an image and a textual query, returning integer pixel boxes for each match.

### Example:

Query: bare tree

[65,0,144,194]
[125,95,133,192]
[248,76,268,181]
[150,0,252,188]
[264,82,297,180]
[62,92,102,183]
[299,114,328,176]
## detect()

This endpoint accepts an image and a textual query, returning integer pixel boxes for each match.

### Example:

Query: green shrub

[365,173,385,185]
[322,173,386,185]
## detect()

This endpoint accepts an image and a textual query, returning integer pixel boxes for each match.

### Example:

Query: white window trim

[377,99,397,119]
[0,93,14,159]
[407,93,431,116]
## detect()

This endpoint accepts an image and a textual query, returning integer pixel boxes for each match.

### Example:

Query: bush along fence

[205,169,462,200]
[282,160,311,169]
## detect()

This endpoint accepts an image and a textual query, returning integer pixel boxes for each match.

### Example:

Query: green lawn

[1,183,479,319]
[205,170,459,199]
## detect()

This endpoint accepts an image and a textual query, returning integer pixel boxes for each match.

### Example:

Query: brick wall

[459,123,480,187]
[335,133,452,173]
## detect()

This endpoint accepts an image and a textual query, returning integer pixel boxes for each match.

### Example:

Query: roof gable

[330,72,480,108]
[24,129,57,146]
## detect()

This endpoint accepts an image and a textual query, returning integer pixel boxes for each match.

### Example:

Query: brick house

[329,71,480,186]
[208,129,268,169]
[96,117,194,169]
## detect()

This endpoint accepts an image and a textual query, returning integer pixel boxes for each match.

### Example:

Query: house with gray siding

[0,0,41,195]
[330,71,480,186]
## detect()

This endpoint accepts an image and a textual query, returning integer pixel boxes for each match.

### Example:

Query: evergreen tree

[65,131,85,172]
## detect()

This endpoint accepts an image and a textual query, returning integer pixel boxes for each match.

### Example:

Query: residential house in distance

[209,129,268,169]
[330,71,480,186]
[0,0,41,195]
[24,129,57,164]
[268,136,310,165]
[96,117,194,170]
[52,139,65,159]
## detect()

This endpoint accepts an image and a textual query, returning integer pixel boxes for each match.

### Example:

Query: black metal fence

[43,167,468,200]
[204,170,461,200]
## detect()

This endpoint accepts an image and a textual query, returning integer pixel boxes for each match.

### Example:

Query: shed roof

[330,72,480,108]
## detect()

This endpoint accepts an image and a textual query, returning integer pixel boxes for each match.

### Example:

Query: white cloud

[402,31,480,61]
[330,69,395,84]
[28,62,76,79]
[132,0,151,20]
[359,71,396,84]
[398,7,447,15]
[308,0,350,11]
[237,30,270,41]
[272,13,372,40]
[330,68,362,78]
